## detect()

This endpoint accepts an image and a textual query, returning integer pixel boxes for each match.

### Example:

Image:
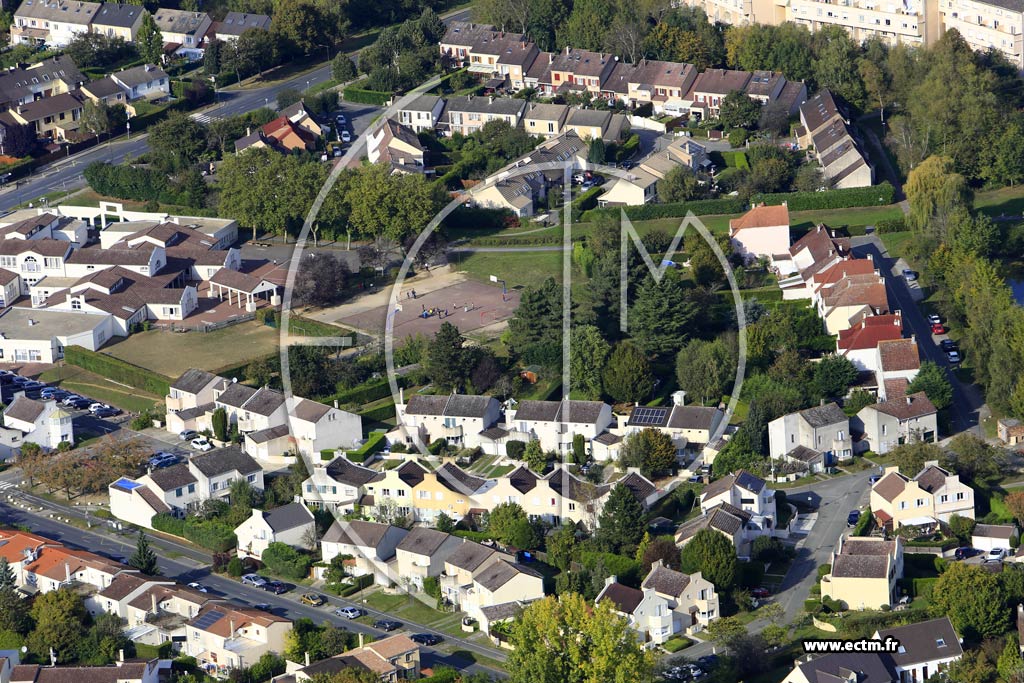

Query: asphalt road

[852,235,983,434]
[0,493,507,678]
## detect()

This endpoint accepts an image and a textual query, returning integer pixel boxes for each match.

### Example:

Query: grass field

[451,250,565,289]
[39,366,162,413]
[102,321,280,377]
[879,230,915,262]
[975,184,1024,217]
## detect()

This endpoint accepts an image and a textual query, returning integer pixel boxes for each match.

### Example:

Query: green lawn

[39,366,161,413]
[452,250,565,289]
[879,230,915,262]
[975,184,1024,217]
[790,205,905,232]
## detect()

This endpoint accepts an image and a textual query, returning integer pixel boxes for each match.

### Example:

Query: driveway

[852,234,984,434]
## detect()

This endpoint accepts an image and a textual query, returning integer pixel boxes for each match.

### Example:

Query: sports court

[336,279,521,340]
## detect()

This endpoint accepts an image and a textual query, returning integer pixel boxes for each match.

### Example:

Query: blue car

[847,510,861,526]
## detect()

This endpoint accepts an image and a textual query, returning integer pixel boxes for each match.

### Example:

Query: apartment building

[798,90,873,189]
[941,0,1024,69]
[788,0,933,46]
[11,0,101,46]
[869,462,974,530]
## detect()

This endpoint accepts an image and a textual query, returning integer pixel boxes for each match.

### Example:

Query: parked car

[931,323,946,335]
[253,603,273,611]
[340,130,352,143]
[179,429,198,441]
[940,339,959,352]
[927,314,943,326]
[262,581,290,594]
[847,510,861,526]
[94,407,120,418]
[300,593,326,606]
[336,113,346,125]
[620,160,636,169]
[241,574,267,587]
[10,376,31,386]
[572,172,586,185]
[67,397,92,409]
[334,606,365,619]
[687,475,702,484]
[955,547,982,561]
[88,402,111,413]
[191,437,213,452]
[902,269,918,282]
[333,147,343,158]
[868,474,883,484]
[410,633,442,646]
[987,548,1007,562]
[374,619,402,631]
[148,453,179,469]
[40,388,68,400]
[946,350,962,364]
[61,394,84,406]
[187,582,209,593]
[750,587,771,599]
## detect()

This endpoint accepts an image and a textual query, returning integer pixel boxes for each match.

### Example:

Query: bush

[152,513,186,537]
[750,182,896,212]
[581,197,744,222]
[321,449,335,461]
[506,440,527,459]
[323,377,407,407]
[64,345,172,395]
[428,438,448,455]
[343,79,392,105]
[226,556,244,577]
[345,432,387,462]
[580,551,641,586]
[875,217,906,233]
[261,542,313,580]
[359,403,396,422]
[912,577,938,599]
[183,518,236,552]
[423,576,441,599]
[728,128,748,148]
[663,636,693,653]
[571,186,603,220]
[130,413,154,430]
[329,573,373,597]
[83,161,200,206]
[817,563,832,579]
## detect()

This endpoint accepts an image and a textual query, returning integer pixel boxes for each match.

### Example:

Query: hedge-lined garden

[64,346,172,396]
[343,79,392,106]
[751,182,896,211]
[152,514,236,552]
[346,431,387,462]
[580,197,745,222]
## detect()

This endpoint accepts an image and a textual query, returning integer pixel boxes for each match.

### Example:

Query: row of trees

[19,435,149,500]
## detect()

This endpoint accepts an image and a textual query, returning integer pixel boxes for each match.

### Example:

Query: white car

[334,606,364,619]
[191,437,213,452]
[187,582,209,593]
[340,130,352,143]
[241,574,267,587]
[986,548,1006,562]
[927,314,943,325]
[88,402,111,413]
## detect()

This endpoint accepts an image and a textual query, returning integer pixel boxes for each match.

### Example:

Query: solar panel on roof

[193,609,225,630]
[631,407,667,425]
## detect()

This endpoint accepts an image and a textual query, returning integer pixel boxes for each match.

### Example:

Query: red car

[931,323,946,335]
[751,587,771,599]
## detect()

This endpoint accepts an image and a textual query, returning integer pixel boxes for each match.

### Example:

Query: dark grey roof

[246,424,290,444]
[668,405,720,431]
[913,465,950,493]
[322,520,402,549]
[974,524,1018,539]
[617,472,655,503]
[401,94,443,112]
[546,466,609,502]
[217,11,270,35]
[831,554,889,579]
[175,402,214,421]
[475,559,539,591]
[153,8,209,35]
[436,462,486,494]
[93,3,143,27]
[326,457,383,487]
[405,394,448,416]
[148,463,197,491]
[786,445,823,463]
[396,460,429,487]
[876,617,963,668]
[4,396,45,423]
[82,76,124,99]
[445,394,495,418]
[263,502,314,533]
[593,432,621,445]
[396,527,452,556]
[735,470,766,493]
[597,581,643,614]
[642,563,691,597]
[172,368,221,395]
[795,653,896,683]
[293,399,331,423]
[479,601,524,623]
[190,446,260,477]
[798,402,848,428]
[445,541,497,572]
[514,399,606,424]
[242,387,285,416]
[445,95,525,117]
[507,466,538,494]
[112,64,168,89]
[700,473,737,502]
[215,382,257,408]
[566,108,611,128]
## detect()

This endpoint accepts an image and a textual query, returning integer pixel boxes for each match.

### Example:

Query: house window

[176,488,183,498]
[940,495,948,503]
[418,491,430,499]
[899,501,908,510]
[568,502,576,511]
[71,298,81,310]
[383,488,391,497]
[247,474,256,483]
[188,484,195,494]
[956,492,965,500]
[915,498,925,507]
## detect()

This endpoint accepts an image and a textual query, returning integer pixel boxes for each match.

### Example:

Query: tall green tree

[27,590,87,663]
[628,270,699,356]
[906,361,953,410]
[675,337,735,405]
[930,562,1008,639]
[508,594,654,683]
[0,558,14,590]
[148,112,209,173]
[656,166,705,203]
[129,531,160,575]
[602,342,654,403]
[680,528,738,590]
[619,428,677,478]
[569,325,610,400]
[487,502,529,545]
[342,157,446,242]
[596,483,646,555]
[136,13,163,65]
[812,354,858,400]
[424,323,468,392]
[718,90,761,129]
[211,407,228,442]
[507,277,561,358]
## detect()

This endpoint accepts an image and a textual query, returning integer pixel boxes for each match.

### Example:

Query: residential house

[496,39,539,90]
[999,418,1024,446]
[395,392,502,451]
[814,270,889,335]
[0,306,117,365]
[870,462,974,531]
[301,456,381,514]
[820,536,904,611]
[1,395,72,454]
[394,527,464,590]
[596,577,677,646]
[91,572,174,619]
[9,92,84,140]
[212,383,287,433]
[701,470,776,520]
[873,617,963,683]
[108,446,264,528]
[972,524,1019,552]
[367,118,427,173]
[289,397,362,458]
[184,603,291,676]
[468,168,545,217]
[10,661,162,683]
[768,402,850,471]
[837,312,904,371]
[438,21,495,64]
[91,3,145,41]
[625,59,698,113]
[287,634,420,683]
[596,168,659,207]
[166,368,223,413]
[798,90,873,189]
[0,55,85,111]
[856,392,937,455]
[460,558,544,624]
[465,29,526,76]
[686,68,752,119]
[237,115,316,153]
[618,391,724,453]
[562,108,628,142]
[440,540,513,608]
[780,653,897,683]
[124,582,212,645]
[677,470,777,557]
[11,0,101,47]
[875,338,920,401]
[504,398,614,455]
[80,77,127,107]
[472,464,607,527]
[638,137,711,180]
[642,560,719,629]
[396,94,445,133]
[152,9,211,60]
[440,95,525,136]
[320,519,408,585]
[675,502,755,559]
[111,64,170,103]
[409,461,488,523]
[0,268,20,307]
[212,12,270,41]
[234,502,316,561]
[522,102,568,138]
[548,47,616,95]
[774,223,851,286]
[728,203,790,262]
[18,544,128,596]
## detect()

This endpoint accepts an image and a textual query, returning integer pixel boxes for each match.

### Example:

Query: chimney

[672,390,686,407]
[489,95,494,104]
[151,592,157,614]
[565,46,570,55]
[905,396,912,405]
[820,398,826,407]
[246,126,251,137]
[118,649,124,663]
[64,563,71,582]
[333,399,339,409]
[604,574,617,586]
[358,633,365,649]
[304,652,310,667]
[548,54,553,64]
[399,386,405,404]
[229,618,235,636]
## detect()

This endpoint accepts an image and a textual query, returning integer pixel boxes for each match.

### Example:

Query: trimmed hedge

[346,431,387,462]
[571,186,603,220]
[875,217,906,233]
[344,80,392,106]
[663,636,693,653]
[454,530,497,542]
[261,542,313,580]
[64,346,172,396]
[321,449,335,461]
[359,403,396,423]
[330,573,373,597]
[580,196,744,222]
[324,377,408,408]
[152,513,236,552]
[911,577,938,599]
[751,182,896,212]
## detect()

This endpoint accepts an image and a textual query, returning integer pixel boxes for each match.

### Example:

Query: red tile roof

[878,338,920,372]
[729,203,790,233]
[837,313,903,351]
